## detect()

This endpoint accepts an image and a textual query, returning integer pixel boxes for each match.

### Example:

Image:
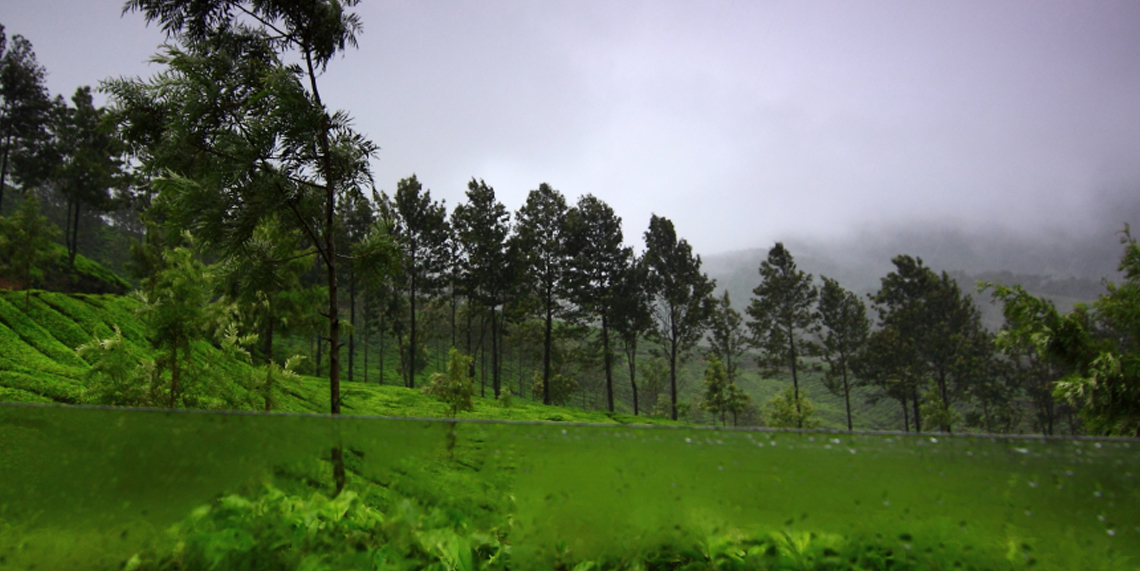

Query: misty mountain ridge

[703,220,1127,329]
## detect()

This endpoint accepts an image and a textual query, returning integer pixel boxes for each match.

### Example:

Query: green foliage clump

[134,242,213,409]
[424,348,476,417]
[987,226,1140,436]
[699,357,752,426]
[130,487,507,571]
[919,389,960,434]
[764,386,820,429]
[77,326,150,406]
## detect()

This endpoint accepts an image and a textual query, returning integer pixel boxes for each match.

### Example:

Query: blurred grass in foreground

[1,404,1137,570]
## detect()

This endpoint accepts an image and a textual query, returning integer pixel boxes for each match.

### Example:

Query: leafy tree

[52,86,125,267]
[424,348,475,417]
[746,243,817,428]
[110,0,377,423]
[642,215,716,420]
[135,241,212,409]
[609,254,653,415]
[337,184,381,384]
[565,194,630,412]
[218,323,306,413]
[764,385,820,429]
[78,326,150,407]
[513,183,570,405]
[870,255,988,433]
[707,290,747,387]
[214,216,322,411]
[852,323,920,431]
[816,276,869,431]
[392,174,449,388]
[699,357,752,426]
[0,193,59,307]
[700,357,729,425]
[452,178,515,398]
[986,229,1140,435]
[725,383,754,426]
[0,25,52,211]
[988,316,1067,435]
[109,0,381,493]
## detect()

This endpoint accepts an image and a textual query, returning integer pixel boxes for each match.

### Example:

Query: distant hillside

[703,222,1118,330]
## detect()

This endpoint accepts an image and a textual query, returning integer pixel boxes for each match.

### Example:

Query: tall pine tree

[452,178,515,398]
[816,276,869,431]
[514,183,571,405]
[747,243,817,429]
[643,215,715,420]
[565,194,630,412]
[393,174,449,388]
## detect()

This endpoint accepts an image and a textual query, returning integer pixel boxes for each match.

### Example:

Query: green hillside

[0,288,675,425]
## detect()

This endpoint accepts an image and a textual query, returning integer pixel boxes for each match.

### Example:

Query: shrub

[424,348,476,417]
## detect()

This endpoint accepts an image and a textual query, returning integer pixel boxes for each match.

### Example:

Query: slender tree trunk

[64,201,74,264]
[669,337,678,421]
[409,258,417,388]
[492,306,501,398]
[789,329,802,428]
[465,304,473,355]
[602,315,614,412]
[0,130,12,213]
[901,393,910,432]
[69,201,81,267]
[450,284,457,350]
[518,337,525,398]
[264,317,274,412]
[627,339,639,416]
[169,345,179,409]
[363,302,369,384]
[304,42,345,495]
[378,315,385,385]
[842,368,852,431]
[911,385,922,433]
[543,299,552,405]
[348,269,356,383]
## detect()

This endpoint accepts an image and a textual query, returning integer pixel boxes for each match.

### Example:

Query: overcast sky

[5,0,1140,256]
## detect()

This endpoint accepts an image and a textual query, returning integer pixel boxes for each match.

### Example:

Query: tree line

[3,2,1139,438]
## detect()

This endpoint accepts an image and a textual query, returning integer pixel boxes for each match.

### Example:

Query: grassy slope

[0,289,674,426]
[0,285,895,428]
